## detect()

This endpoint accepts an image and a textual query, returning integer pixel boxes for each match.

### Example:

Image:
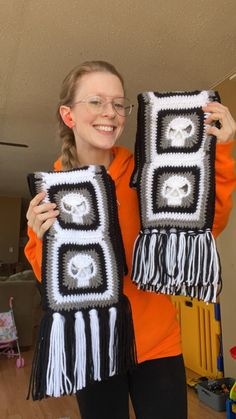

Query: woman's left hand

[202,102,236,144]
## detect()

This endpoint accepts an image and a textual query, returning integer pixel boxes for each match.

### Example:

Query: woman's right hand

[26,191,59,239]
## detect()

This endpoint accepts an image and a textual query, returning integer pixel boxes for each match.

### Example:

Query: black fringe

[116,295,137,374]
[27,313,53,400]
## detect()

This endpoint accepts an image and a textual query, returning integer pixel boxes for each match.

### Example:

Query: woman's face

[68,72,126,153]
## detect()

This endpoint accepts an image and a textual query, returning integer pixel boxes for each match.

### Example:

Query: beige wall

[215,78,236,377]
[0,196,21,263]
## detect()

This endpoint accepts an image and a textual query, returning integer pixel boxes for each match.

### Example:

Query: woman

[25,61,236,419]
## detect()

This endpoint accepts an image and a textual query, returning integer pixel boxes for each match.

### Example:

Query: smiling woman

[24,60,236,419]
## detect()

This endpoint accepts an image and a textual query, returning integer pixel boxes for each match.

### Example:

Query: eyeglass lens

[86,96,132,116]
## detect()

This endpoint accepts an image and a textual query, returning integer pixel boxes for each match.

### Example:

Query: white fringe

[109,307,117,376]
[132,229,220,303]
[146,233,157,283]
[46,313,72,397]
[74,311,86,391]
[89,309,101,381]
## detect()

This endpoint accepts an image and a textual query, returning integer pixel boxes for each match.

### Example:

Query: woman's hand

[202,102,236,144]
[26,192,59,239]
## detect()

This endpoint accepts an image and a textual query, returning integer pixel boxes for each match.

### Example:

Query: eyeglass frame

[70,95,134,117]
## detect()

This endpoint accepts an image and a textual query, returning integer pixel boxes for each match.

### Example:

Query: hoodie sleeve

[24,227,42,282]
[212,140,236,238]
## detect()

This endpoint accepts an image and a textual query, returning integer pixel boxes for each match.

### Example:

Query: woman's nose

[101,101,116,117]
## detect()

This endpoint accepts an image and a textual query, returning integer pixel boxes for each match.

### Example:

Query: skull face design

[166,117,194,147]
[68,254,96,287]
[61,193,89,223]
[162,176,191,206]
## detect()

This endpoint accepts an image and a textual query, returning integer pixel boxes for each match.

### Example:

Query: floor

[0,347,227,419]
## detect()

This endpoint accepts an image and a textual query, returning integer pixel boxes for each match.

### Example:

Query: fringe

[108,307,117,376]
[131,228,221,303]
[27,313,53,400]
[46,313,73,397]
[74,311,86,391]
[89,309,101,382]
[27,297,137,400]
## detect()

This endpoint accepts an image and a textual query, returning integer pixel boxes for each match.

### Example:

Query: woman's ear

[59,106,75,128]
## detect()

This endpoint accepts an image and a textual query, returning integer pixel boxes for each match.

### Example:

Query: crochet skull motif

[61,193,89,223]
[162,175,191,206]
[166,117,194,147]
[68,254,96,286]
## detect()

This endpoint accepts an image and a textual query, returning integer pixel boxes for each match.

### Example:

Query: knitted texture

[130,90,221,303]
[27,165,136,400]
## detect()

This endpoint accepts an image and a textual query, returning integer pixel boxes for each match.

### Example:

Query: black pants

[76,354,187,419]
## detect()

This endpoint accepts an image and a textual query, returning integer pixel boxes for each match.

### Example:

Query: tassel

[131,229,221,303]
[74,311,86,391]
[89,309,101,382]
[27,312,73,400]
[46,313,72,397]
[116,296,137,373]
[27,313,53,400]
[109,307,117,376]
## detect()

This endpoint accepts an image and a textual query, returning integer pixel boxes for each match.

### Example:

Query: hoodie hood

[53,146,133,186]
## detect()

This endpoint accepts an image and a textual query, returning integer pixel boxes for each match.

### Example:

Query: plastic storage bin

[197,377,235,411]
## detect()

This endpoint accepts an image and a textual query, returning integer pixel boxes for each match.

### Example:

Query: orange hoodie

[25,141,236,363]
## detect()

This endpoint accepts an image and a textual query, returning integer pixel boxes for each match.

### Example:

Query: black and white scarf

[130,90,221,303]
[27,165,136,400]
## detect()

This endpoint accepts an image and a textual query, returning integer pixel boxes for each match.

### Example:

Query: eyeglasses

[71,95,134,117]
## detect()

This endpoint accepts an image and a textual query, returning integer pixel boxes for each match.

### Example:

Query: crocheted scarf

[27,165,136,400]
[130,90,221,303]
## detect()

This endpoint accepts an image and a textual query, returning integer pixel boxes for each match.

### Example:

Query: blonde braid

[58,120,79,170]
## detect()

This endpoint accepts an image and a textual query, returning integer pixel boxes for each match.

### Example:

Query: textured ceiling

[0,0,236,200]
